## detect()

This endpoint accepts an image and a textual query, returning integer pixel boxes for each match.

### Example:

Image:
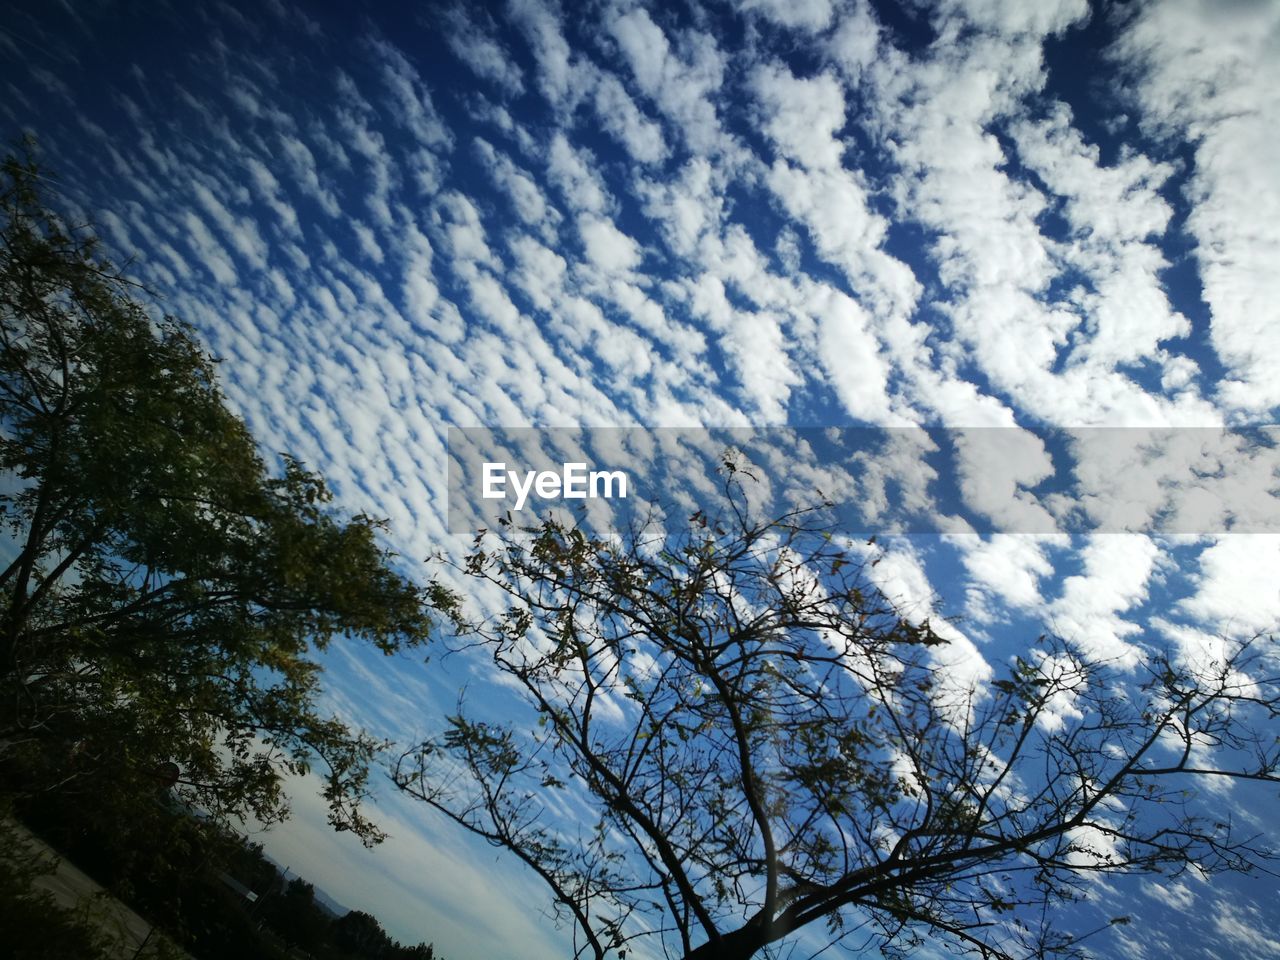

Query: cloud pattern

[3,0,1279,956]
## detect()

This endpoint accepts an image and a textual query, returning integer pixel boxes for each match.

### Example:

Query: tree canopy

[0,150,433,843]
[400,477,1280,960]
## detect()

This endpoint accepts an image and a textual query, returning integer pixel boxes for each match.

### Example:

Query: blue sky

[3,0,1279,957]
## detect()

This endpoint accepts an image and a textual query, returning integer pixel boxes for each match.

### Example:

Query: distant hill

[256,850,351,919]
[311,884,351,919]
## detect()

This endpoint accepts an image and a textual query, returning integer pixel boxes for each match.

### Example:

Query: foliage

[0,149,433,844]
[0,813,115,960]
[12,780,440,960]
[266,877,331,954]
[328,907,436,959]
[400,478,1280,960]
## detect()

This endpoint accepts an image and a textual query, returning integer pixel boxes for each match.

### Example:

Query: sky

[2,0,1279,957]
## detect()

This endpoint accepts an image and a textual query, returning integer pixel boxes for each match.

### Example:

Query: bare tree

[397,477,1280,960]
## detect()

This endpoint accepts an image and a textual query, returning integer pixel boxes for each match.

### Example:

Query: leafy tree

[0,149,433,844]
[265,877,329,953]
[399,477,1280,960]
[332,908,393,957]
[398,943,435,960]
[0,814,115,960]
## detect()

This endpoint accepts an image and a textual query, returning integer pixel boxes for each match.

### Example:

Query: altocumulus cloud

[3,0,1278,956]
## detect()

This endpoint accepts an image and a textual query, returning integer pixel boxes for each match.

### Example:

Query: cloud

[740,0,834,32]
[1175,536,1280,637]
[179,209,240,286]
[473,137,560,237]
[751,63,848,170]
[809,283,894,424]
[1112,0,1280,416]
[590,69,669,165]
[7,0,1279,954]
[249,774,569,960]
[682,272,797,421]
[862,539,993,706]
[1142,878,1195,912]
[440,6,525,95]
[961,534,1057,620]
[940,0,1089,38]
[544,133,611,215]
[576,213,641,273]
[507,0,578,109]
[1047,535,1161,668]
[607,6,734,158]
[278,132,342,217]
[1212,898,1280,958]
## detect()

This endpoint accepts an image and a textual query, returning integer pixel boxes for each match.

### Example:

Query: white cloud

[473,137,559,236]
[1212,898,1280,958]
[278,132,342,217]
[1063,822,1123,869]
[372,37,454,151]
[243,156,302,237]
[591,70,668,165]
[1011,103,1195,379]
[961,534,1057,620]
[1176,536,1280,637]
[740,0,834,32]
[189,178,270,270]
[545,133,611,215]
[1113,0,1280,416]
[179,209,239,286]
[952,428,1058,532]
[441,7,525,95]
[863,540,993,707]
[753,59,920,335]
[14,3,1280,954]
[507,0,578,109]
[608,7,733,157]
[634,156,719,258]
[808,283,894,425]
[683,272,797,421]
[939,0,1088,38]
[1142,878,1195,912]
[751,63,848,170]
[1047,535,1161,668]
[828,0,882,82]
[577,213,641,273]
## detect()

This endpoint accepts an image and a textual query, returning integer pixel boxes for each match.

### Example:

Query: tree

[398,475,1280,960]
[332,909,393,957]
[0,149,434,843]
[264,877,328,953]
[0,817,115,960]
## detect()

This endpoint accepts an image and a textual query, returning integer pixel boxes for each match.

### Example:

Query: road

[6,819,188,959]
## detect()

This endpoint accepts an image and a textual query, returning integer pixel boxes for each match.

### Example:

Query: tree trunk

[684,923,769,960]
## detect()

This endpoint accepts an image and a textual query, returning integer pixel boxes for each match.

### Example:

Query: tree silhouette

[399,478,1280,960]
[0,149,433,843]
